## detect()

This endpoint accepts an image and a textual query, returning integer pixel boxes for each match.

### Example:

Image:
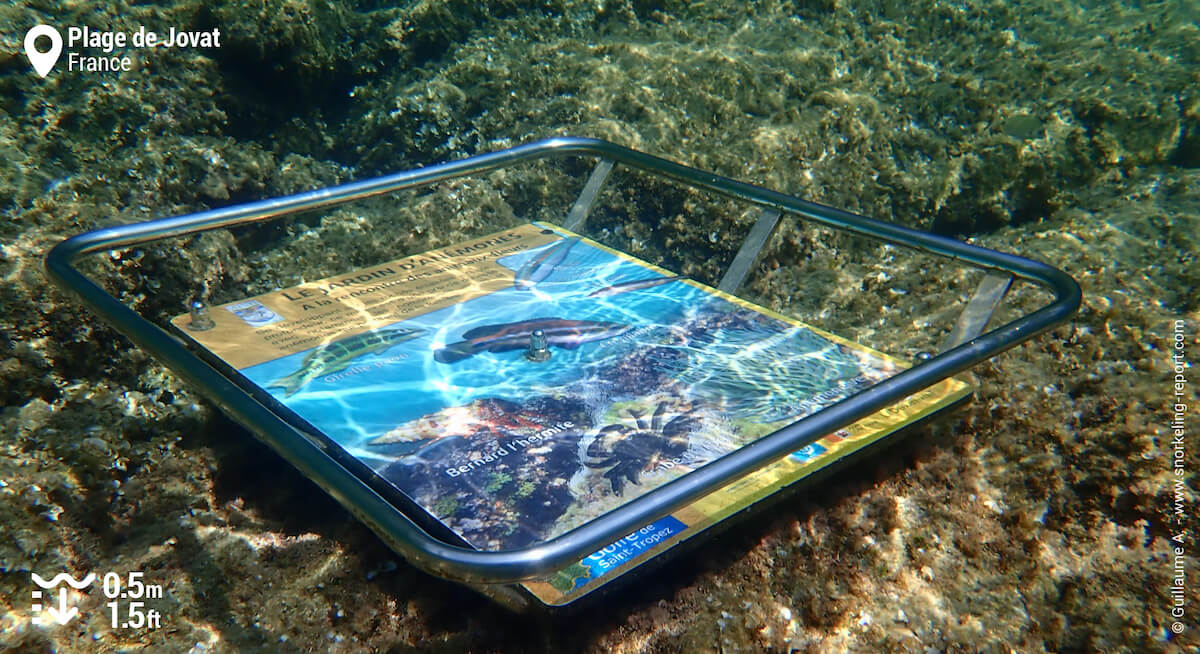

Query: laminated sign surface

[173,222,970,605]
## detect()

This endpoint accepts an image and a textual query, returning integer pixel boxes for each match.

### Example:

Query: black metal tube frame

[44,137,1080,584]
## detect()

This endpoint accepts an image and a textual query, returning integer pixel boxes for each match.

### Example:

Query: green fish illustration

[587,275,681,298]
[269,326,424,396]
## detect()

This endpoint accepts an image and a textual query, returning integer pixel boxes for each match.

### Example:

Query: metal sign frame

[44,137,1080,585]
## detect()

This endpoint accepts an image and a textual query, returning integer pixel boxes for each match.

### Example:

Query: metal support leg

[718,208,782,294]
[940,273,1014,352]
[562,159,614,232]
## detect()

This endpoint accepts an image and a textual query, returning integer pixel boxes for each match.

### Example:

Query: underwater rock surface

[1,0,1197,652]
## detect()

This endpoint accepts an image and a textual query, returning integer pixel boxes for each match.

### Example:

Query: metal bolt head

[187,300,215,331]
[525,329,550,362]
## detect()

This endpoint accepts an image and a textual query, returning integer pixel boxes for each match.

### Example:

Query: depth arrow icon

[43,587,79,625]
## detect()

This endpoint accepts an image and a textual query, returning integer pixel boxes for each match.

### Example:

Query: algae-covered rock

[1,0,1196,651]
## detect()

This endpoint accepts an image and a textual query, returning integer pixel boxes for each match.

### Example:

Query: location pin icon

[24,25,63,78]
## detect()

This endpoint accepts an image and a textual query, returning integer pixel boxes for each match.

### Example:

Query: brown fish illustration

[434,317,631,363]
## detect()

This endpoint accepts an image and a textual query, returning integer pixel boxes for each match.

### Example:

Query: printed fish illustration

[269,326,424,396]
[514,237,579,290]
[587,275,682,298]
[434,317,631,363]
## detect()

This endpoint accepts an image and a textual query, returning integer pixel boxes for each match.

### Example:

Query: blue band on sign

[789,442,827,463]
[573,515,688,590]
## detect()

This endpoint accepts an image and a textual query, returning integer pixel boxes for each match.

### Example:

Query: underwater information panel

[172,222,970,605]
